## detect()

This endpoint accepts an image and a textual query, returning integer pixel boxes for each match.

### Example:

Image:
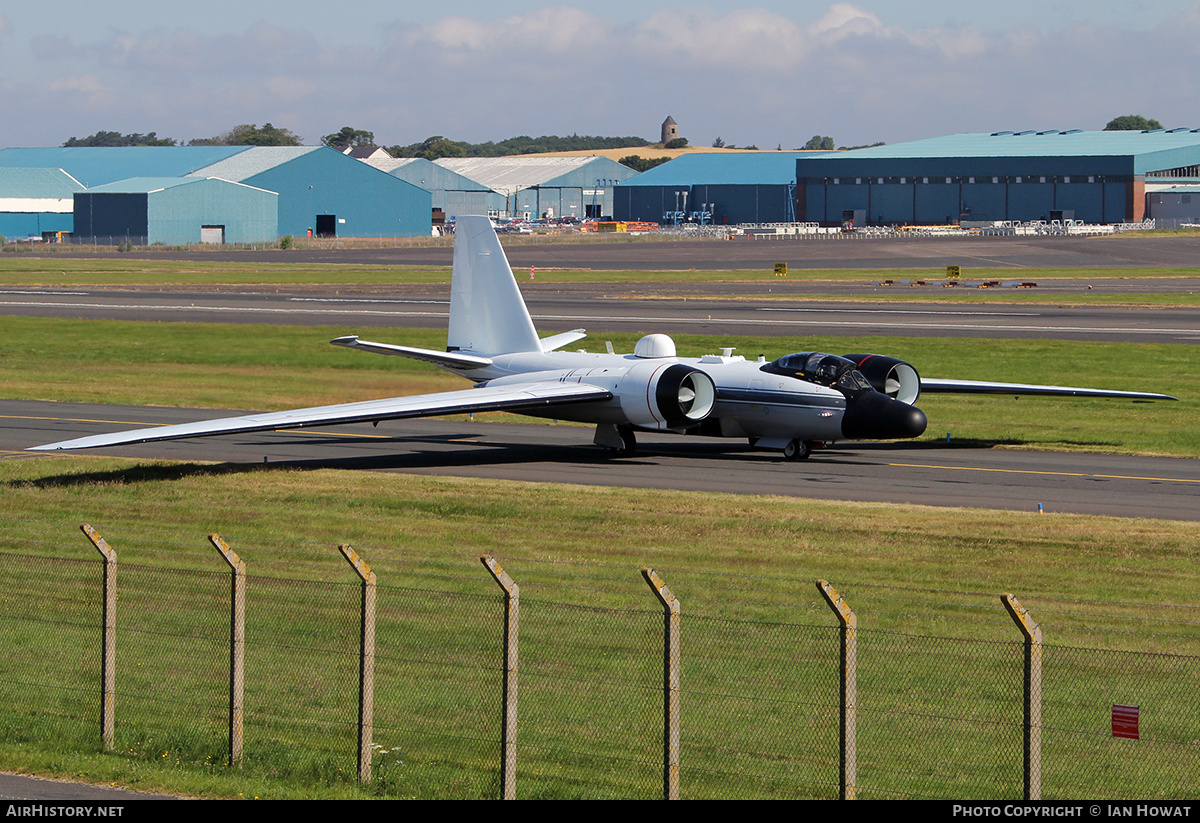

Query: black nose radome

[841,392,928,440]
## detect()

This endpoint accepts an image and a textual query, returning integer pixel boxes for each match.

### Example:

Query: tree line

[60,114,1166,158]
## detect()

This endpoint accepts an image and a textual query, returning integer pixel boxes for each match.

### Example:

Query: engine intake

[843,354,921,405]
[650,364,716,428]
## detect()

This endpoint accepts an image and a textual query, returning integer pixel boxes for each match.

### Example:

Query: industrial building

[186,147,430,237]
[0,167,83,239]
[795,130,1200,226]
[73,177,277,245]
[0,146,432,239]
[435,156,638,220]
[367,157,505,227]
[613,152,811,224]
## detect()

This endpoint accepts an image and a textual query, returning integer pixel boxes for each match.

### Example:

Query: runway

[4,400,1197,521]
[35,232,1200,270]
[4,282,1200,342]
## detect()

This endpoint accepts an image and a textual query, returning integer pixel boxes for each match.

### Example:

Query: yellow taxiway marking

[888,462,1200,484]
[2,413,156,426]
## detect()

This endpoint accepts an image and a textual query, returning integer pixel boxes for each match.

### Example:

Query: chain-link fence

[1,522,1198,799]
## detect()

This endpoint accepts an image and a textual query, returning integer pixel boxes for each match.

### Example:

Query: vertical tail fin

[448,216,541,355]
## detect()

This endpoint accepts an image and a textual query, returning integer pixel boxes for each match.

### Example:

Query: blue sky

[2,2,1196,149]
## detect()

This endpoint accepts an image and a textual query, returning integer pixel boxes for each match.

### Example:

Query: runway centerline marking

[887,461,1200,484]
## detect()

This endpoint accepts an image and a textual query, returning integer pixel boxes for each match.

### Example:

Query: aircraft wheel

[783,439,811,461]
[612,427,637,457]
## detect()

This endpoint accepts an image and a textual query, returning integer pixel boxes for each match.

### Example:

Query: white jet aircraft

[30,216,1176,460]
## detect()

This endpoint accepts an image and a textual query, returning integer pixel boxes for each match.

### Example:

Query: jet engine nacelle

[607,361,716,429]
[843,354,921,405]
[480,362,716,430]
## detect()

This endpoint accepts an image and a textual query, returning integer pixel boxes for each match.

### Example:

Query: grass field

[0,256,1197,798]
[1,463,1199,799]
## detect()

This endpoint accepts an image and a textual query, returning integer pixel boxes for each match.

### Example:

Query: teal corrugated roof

[623,152,816,186]
[85,177,208,193]
[371,157,494,192]
[437,156,635,194]
[0,167,85,197]
[0,147,251,187]
[827,130,1200,160]
[187,147,320,181]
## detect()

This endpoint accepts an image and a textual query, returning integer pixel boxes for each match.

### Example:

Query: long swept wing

[29,382,613,451]
[921,378,1177,401]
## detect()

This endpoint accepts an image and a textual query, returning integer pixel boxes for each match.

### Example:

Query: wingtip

[330,335,359,347]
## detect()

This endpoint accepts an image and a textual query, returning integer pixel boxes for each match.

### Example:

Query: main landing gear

[747,437,815,460]
[783,439,812,461]
[594,423,637,457]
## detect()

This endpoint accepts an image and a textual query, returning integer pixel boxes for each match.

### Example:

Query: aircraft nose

[841,391,928,440]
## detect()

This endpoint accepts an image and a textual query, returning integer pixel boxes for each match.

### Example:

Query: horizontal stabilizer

[540,329,587,352]
[29,382,613,452]
[921,378,1177,401]
[330,336,492,369]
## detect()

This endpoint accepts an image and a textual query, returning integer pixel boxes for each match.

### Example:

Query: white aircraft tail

[448,216,542,355]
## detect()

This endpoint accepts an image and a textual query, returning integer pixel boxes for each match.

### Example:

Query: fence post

[80,524,116,751]
[339,544,375,783]
[816,579,857,800]
[1002,593,1042,800]
[208,534,245,768]
[481,555,519,800]
[641,568,680,800]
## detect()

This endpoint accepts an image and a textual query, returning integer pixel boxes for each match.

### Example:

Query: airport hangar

[366,156,506,229]
[614,130,1200,227]
[795,130,1200,226]
[434,156,639,221]
[613,152,812,225]
[0,168,84,240]
[0,146,432,242]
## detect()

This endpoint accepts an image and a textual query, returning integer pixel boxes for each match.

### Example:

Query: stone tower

[661,116,678,144]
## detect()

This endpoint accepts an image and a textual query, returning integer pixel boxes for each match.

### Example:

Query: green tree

[711,136,725,148]
[803,135,835,150]
[189,123,302,146]
[63,131,176,147]
[617,155,671,173]
[322,126,376,150]
[663,137,688,149]
[407,136,467,161]
[1105,115,1164,131]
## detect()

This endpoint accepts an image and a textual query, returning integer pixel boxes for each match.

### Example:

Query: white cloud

[6,4,1200,150]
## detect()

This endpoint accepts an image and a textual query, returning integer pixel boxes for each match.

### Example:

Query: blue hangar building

[0,146,432,240]
[614,152,811,225]
[795,130,1200,226]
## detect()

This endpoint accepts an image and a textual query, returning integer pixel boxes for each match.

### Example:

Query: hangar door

[315,214,336,237]
[200,225,225,244]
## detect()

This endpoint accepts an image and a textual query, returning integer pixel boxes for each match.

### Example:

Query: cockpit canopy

[762,352,875,397]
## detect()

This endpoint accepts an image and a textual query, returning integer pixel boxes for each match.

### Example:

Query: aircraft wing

[920,378,1177,401]
[28,382,613,452]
